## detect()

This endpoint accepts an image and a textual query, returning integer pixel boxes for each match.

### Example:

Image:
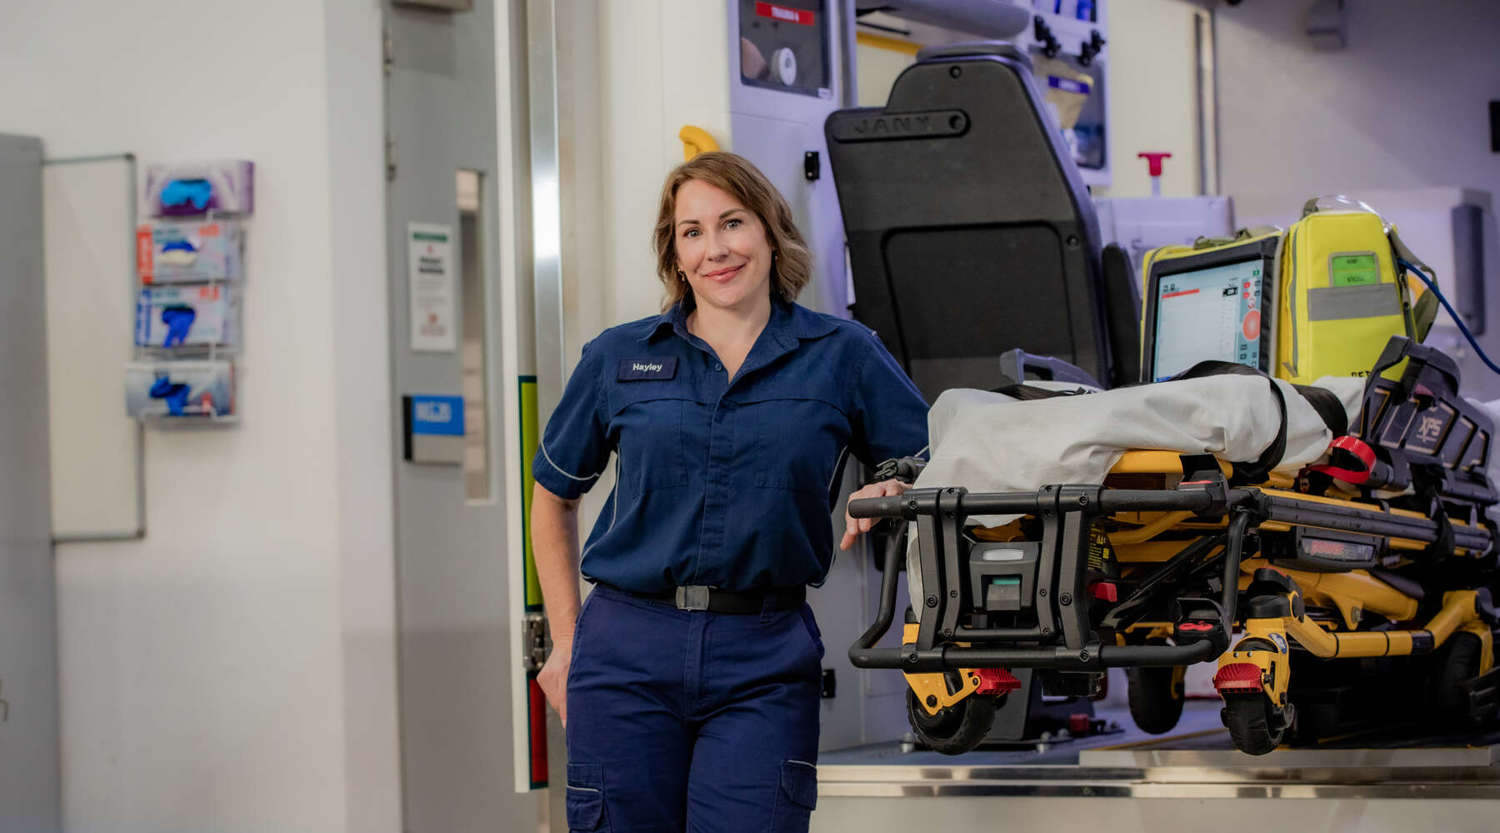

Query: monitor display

[1152,258,1266,381]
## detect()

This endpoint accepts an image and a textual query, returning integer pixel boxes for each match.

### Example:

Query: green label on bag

[1331,253,1378,286]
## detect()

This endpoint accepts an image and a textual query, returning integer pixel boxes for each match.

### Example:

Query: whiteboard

[43,155,143,540]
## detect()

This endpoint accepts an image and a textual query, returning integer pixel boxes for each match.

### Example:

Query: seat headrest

[915,40,1032,69]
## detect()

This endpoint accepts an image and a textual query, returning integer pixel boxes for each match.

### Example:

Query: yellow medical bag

[1277,198,1421,384]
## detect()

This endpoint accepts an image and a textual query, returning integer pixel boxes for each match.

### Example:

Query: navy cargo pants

[564,584,823,833]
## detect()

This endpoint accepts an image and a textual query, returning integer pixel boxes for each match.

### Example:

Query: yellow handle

[678,126,719,161]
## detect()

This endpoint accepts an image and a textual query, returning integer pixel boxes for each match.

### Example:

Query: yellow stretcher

[848,337,1500,755]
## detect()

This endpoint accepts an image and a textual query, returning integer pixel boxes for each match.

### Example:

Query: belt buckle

[675,585,711,611]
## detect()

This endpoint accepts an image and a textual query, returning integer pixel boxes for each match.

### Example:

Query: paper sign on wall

[408,223,457,352]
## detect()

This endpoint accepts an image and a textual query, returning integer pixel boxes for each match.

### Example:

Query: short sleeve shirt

[533,300,929,592]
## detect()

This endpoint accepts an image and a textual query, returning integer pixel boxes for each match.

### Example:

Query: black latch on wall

[1490,101,1499,153]
[804,150,820,181]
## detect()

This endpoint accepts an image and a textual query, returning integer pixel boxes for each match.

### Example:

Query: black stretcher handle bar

[1262,494,1492,551]
[849,639,1218,673]
[847,488,1224,520]
[844,492,1040,519]
[850,524,907,658]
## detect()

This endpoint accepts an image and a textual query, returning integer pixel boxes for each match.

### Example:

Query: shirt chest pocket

[734,387,850,495]
[606,384,691,491]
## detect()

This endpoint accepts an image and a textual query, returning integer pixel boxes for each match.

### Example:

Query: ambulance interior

[4,1,1500,832]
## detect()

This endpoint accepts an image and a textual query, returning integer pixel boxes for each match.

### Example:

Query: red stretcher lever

[1308,436,1376,485]
[972,668,1021,696]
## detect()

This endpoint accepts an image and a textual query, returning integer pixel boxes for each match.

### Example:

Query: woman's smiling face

[673,178,774,314]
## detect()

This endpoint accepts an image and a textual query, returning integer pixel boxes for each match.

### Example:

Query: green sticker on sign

[1331,253,1378,287]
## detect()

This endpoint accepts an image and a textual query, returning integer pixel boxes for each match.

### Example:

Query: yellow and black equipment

[847,335,1499,756]
[823,28,1492,756]
[1139,197,1437,387]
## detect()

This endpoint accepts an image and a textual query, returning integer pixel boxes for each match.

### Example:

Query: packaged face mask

[1035,55,1092,131]
[134,284,238,348]
[136,219,244,284]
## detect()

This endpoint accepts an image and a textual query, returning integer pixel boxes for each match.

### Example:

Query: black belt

[609,583,806,614]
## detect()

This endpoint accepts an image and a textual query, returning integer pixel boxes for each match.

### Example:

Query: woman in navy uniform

[531,151,927,833]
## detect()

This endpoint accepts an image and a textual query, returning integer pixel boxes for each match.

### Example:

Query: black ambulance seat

[825,41,1138,401]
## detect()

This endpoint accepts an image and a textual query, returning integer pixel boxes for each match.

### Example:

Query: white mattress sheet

[914,375,1366,525]
[900,376,1374,606]
[902,377,1498,613]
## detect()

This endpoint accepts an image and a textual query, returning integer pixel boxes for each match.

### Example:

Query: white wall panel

[324,0,401,829]
[1101,0,1201,197]
[0,1,393,830]
[42,158,141,539]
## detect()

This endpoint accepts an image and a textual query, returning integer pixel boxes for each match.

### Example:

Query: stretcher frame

[848,338,1500,755]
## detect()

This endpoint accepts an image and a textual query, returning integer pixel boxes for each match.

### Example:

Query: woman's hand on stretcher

[841,479,911,551]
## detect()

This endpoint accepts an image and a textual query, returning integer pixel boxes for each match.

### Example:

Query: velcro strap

[1291,383,1348,438]
[1169,361,1287,483]
[993,383,1095,401]
[1167,361,1351,483]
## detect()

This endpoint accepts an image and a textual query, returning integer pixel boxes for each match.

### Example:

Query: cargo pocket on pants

[770,759,818,832]
[565,762,609,832]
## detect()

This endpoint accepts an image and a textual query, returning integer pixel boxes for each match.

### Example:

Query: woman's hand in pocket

[537,638,571,727]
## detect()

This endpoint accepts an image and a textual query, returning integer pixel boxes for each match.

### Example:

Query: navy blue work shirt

[533,299,929,593]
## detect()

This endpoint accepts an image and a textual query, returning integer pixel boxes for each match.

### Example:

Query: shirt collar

[641,306,682,344]
[640,299,837,347]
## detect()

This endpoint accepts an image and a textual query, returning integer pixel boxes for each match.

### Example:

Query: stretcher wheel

[906,689,998,755]
[1127,665,1185,734]
[1430,632,1484,730]
[1221,693,1286,756]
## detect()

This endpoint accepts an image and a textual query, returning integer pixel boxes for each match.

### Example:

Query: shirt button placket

[698,396,732,582]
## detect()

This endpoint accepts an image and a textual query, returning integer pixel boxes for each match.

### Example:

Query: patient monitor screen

[1152,258,1265,381]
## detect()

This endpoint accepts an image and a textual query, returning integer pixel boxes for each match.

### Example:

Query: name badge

[617,357,677,381]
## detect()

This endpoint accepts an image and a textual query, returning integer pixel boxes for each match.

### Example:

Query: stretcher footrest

[1462,667,1500,719]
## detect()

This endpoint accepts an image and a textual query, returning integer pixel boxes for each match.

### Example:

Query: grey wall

[1216,0,1500,199]
[0,133,61,832]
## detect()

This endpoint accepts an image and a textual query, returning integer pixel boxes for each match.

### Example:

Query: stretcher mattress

[914,375,1366,524]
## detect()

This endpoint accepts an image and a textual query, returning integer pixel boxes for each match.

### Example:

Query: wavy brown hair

[652,151,812,311]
